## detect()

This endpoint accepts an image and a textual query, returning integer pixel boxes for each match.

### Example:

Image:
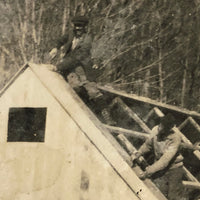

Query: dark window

[7,107,47,142]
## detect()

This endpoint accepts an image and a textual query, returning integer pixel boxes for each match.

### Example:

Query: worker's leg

[167,168,188,200]
[57,55,81,76]
[66,72,90,103]
[153,174,169,198]
[91,94,116,125]
[67,66,115,125]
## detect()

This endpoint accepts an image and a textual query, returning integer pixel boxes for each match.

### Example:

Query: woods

[0,0,200,111]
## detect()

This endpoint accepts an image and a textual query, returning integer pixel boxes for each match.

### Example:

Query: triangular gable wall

[0,63,159,200]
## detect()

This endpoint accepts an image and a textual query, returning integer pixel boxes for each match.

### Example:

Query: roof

[0,63,162,200]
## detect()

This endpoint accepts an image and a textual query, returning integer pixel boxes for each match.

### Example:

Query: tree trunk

[142,70,150,97]
[181,60,188,107]
[155,7,164,102]
[158,46,164,102]
[62,0,69,35]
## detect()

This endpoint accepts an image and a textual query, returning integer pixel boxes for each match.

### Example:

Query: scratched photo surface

[0,1,200,200]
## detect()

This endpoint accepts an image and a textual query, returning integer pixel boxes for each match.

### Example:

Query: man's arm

[49,33,69,60]
[138,137,153,155]
[131,126,158,161]
[136,125,159,156]
[131,137,153,163]
[56,33,69,49]
[145,134,181,177]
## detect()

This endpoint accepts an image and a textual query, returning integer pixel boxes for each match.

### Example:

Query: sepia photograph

[0,0,200,199]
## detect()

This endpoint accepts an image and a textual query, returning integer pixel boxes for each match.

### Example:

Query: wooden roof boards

[29,63,163,200]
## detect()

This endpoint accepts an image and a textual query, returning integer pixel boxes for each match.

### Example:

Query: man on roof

[48,16,115,125]
[131,113,187,200]
[49,16,99,82]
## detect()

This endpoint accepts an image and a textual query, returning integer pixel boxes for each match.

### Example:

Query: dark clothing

[54,29,104,100]
[55,30,102,82]
[53,29,102,99]
[153,167,187,200]
[55,29,74,53]
[52,29,115,125]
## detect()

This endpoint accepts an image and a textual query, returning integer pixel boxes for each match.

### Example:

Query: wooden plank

[98,85,200,119]
[178,117,190,130]
[181,143,198,151]
[194,150,200,160]
[144,107,164,123]
[183,166,199,182]
[179,116,200,134]
[143,108,155,123]
[154,107,164,117]
[103,124,149,140]
[177,117,200,159]
[173,127,193,145]
[173,127,200,160]
[182,181,200,190]
[113,97,152,134]
[117,134,138,155]
[97,123,134,166]
[117,134,167,200]
[188,117,200,134]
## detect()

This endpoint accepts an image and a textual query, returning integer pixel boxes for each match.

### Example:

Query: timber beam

[182,181,200,190]
[144,107,164,123]
[103,124,149,140]
[112,97,152,134]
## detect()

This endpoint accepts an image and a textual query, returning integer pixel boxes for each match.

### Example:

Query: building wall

[0,68,139,200]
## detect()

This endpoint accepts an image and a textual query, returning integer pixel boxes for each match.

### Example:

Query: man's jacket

[55,29,102,82]
[138,125,183,175]
[56,29,92,56]
[56,29,74,55]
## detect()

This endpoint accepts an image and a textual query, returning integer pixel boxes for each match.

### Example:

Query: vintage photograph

[0,0,200,199]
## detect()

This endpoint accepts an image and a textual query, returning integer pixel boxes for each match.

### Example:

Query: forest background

[0,0,200,111]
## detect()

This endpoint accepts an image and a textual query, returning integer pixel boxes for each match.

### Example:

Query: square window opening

[7,107,47,142]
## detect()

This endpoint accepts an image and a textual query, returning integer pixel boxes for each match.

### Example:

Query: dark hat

[71,16,89,26]
[160,113,175,129]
